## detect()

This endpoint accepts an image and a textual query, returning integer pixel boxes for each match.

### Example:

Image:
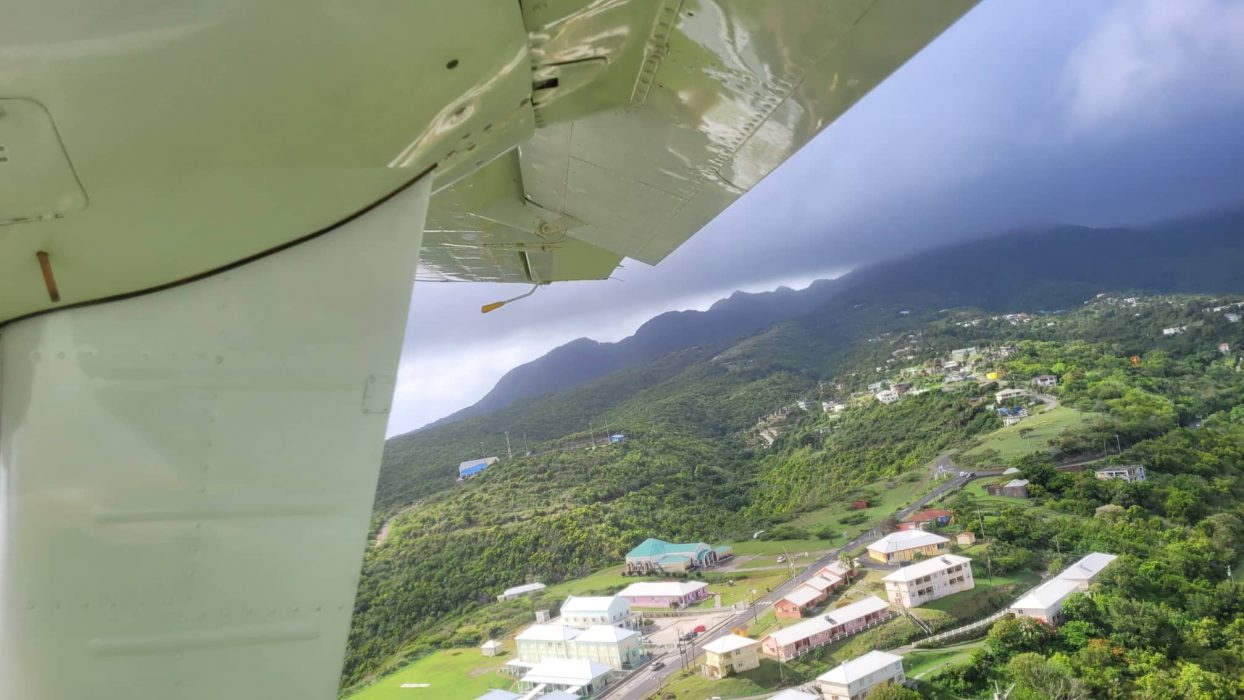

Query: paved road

[601,467,997,700]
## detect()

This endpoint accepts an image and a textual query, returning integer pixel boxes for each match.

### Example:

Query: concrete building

[1094,464,1146,483]
[875,388,900,404]
[760,596,891,661]
[700,634,760,679]
[559,596,634,629]
[498,582,546,602]
[986,478,1030,498]
[458,456,499,479]
[866,530,950,564]
[624,538,731,573]
[515,658,611,696]
[775,586,827,619]
[956,531,977,546]
[514,622,641,670]
[1010,552,1117,624]
[817,650,906,700]
[883,555,974,608]
[994,388,1031,403]
[1032,374,1058,388]
[480,639,504,657]
[616,580,709,608]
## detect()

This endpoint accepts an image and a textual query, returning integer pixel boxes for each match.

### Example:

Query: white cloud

[1064,0,1244,130]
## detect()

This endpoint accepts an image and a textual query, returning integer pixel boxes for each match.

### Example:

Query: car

[776,556,786,563]
[694,624,707,633]
[650,660,665,671]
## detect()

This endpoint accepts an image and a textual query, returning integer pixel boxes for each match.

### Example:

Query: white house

[514,622,641,670]
[480,639,504,657]
[994,388,1030,403]
[1094,465,1146,483]
[875,389,900,404]
[1032,374,1058,388]
[1162,326,1186,336]
[817,650,906,700]
[459,456,499,479]
[883,555,974,608]
[498,582,546,602]
[559,595,634,629]
[1010,552,1117,623]
[516,658,612,695]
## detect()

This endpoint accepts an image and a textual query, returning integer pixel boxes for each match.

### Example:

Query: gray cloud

[387,0,1244,435]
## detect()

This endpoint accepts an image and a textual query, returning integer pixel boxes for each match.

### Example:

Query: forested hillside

[346,213,1244,696]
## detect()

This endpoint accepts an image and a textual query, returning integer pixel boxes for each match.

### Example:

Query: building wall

[884,562,974,608]
[818,661,904,700]
[703,646,759,678]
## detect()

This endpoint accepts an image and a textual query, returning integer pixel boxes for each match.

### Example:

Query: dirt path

[373,503,419,548]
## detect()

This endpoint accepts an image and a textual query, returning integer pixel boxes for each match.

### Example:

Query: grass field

[904,640,985,679]
[543,566,631,596]
[786,472,933,540]
[345,647,513,700]
[964,406,1094,462]
[963,478,1036,509]
[695,571,789,608]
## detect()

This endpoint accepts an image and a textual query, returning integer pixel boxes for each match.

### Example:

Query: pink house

[761,596,891,661]
[617,581,709,608]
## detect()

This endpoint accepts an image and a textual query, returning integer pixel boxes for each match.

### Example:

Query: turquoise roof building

[625,538,731,573]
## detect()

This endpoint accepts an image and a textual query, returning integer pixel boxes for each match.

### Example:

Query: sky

[388,0,1244,436]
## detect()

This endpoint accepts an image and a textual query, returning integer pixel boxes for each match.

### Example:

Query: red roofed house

[897,508,953,531]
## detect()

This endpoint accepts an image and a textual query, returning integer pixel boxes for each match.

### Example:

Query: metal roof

[572,625,638,644]
[817,650,904,685]
[702,634,759,655]
[867,530,949,554]
[883,555,972,583]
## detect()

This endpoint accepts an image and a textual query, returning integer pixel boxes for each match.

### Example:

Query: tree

[1005,653,1087,700]
[987,617,1057,658]
[1165,488,1203,524]
[865,683,921,700]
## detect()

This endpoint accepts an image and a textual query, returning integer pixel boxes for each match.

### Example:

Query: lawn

[543,566,631,596]
[921,568,1039,623]
[725,539,834,557]
[785,472,934,541]
[963,406,1094,462]
[962,478,1036,509]
[904,640,984,679]
[657,657,817,699]
[695,571,789,608]
[345,647,513,700]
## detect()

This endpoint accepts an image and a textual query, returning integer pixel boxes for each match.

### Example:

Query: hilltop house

[987,479,1029,498]
[701,634,760,679]
[498,582,546,602]
[616,580,709,608]
[817,650,906,700]
[1010,552,1117,624]
[760,596,891,661]
[624,538,731,573]
[1094,464,1146,483]
[1032,374,1058,388]
[769,691,819,700]
[883,555,974,608]
[458,456,499,479]
[898,509,952,531]
[1162,326,1186,336]
[875,388,901,404]
[866,531,950,564]
[994,388,1031,404]
[956,531,977,546]
[559,595,635,629]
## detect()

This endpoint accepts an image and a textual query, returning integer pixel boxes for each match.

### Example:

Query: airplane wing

[0,2,978,698]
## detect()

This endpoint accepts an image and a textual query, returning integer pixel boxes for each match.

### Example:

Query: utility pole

[1115,434,1122,453]
[505,431,513,460]
[480,441,485,458]
[589,421,596,450]
[523,434,530,455]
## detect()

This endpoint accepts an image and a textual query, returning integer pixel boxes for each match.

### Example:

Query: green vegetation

[344,647,512,700]
[659,657,817,699]
[964,405,1094,462]
[347,290,1244,698]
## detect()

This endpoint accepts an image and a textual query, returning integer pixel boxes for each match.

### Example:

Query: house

[951,347,978,362]
[994,388,1030,403]
[956,531,977,546]
[514,623,642,670]
[989,479,1030,498]
[817,650,906,700]
[883,555,974,608]
[802,574,844,595]
[867,381,887,392]
[866,530,950,564]
[1220,343,1232,354]
[498,582,547,602]
[1010,552,1117,624]
[1032,374,1058,388]
[760,596,892,661]
[759,428,781,448]
[875,389,900,404]
[822,401,846,414]
[559,596,634,629]
[1162,326,1186,336]
[898,509,953,531]
[1227,313,1241,323]
[1094,464,1146,483]
[616,580,709,608]
[458,456,499,479]
[1002,415,1024,427]
[515,658,612,696]
[481,639,504,657]
[624,538,730,573]
[609,433,626,443]
[775,586,828,619]
[700,634,760,679]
